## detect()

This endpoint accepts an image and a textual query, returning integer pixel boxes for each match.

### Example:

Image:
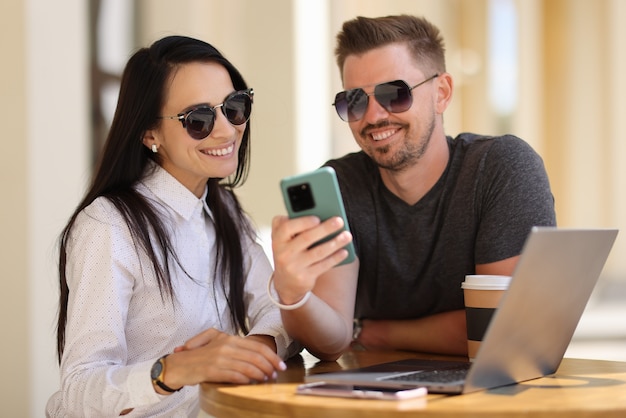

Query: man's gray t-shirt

[325,133,556,320]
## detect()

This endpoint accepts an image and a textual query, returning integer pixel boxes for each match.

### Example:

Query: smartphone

[296,382,427,400]
[280,166,356,266]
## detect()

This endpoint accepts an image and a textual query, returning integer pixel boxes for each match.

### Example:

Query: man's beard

[372,116,436,172]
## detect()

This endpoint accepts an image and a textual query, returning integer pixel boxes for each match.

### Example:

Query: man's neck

[379,134,449,205]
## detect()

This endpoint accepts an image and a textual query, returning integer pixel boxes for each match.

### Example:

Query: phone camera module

[287,183,315,212]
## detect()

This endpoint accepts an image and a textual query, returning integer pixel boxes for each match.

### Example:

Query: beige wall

[1,0,29,414]
[2,0,625,415]
[2,0,90,415]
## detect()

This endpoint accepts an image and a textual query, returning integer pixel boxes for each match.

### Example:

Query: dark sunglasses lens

[375,80,412,113]
[185,108,215,139]
[223,93,252,125]
[334,88,368,122]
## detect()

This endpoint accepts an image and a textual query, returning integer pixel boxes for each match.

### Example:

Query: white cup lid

[461,275,511,290]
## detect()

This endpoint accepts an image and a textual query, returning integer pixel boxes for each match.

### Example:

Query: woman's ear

[142,130,157,151]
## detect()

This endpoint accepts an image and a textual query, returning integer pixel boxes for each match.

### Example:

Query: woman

[46,36,294,417]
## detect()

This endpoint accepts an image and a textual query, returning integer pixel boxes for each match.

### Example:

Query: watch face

[151,359,163,380]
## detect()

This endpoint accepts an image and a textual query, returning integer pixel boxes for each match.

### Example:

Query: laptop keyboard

[381,364,471,384]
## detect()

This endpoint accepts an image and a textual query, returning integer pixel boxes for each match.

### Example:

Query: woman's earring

[151,144,158,153]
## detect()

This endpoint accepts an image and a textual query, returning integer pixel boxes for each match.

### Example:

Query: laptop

[305,227,618,394]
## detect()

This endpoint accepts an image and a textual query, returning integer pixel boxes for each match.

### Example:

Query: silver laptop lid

[465,227,618,393]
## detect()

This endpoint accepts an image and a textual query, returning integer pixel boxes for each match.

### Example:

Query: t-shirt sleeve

[473,136,556,263]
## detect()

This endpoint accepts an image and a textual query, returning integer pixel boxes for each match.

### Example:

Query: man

[269,15,555,361]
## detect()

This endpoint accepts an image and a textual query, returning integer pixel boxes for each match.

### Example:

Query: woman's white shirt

[46,164,292,417]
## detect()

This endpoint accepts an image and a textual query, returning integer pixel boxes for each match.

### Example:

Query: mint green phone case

[280,166,356,266]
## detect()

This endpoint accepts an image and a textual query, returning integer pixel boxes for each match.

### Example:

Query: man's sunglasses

[332,75,438,122]
[158,89,254,139]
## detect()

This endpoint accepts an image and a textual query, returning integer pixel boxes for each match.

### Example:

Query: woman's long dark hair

[56,36,254,362]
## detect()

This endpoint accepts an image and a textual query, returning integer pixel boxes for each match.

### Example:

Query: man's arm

[271,215,358,361]
[356,310,468,355]
[280,261,359,361]
[354,256,520,355]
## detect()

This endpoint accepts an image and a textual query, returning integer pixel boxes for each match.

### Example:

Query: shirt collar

[139,162,213,221]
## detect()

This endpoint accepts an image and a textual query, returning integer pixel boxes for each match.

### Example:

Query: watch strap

[153,355,182,393]
[155,378,181,393]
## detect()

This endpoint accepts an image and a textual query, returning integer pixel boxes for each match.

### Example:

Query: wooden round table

[200,349,626,417]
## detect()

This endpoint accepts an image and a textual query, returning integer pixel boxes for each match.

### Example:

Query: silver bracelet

[266,276,312,310]
[352,318,363,341]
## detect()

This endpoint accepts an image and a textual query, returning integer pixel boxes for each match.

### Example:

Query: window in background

[89,0,134,166]
[294,0,331,172]
[488,0,518,133]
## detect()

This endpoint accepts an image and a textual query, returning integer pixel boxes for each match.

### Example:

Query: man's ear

[435,72,453,114]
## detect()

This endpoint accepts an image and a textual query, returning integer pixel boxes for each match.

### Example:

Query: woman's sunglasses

[158,88,254,139]
[332,75,438,122]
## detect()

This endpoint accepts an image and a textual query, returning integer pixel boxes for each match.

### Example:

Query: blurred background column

[542,0,626,277]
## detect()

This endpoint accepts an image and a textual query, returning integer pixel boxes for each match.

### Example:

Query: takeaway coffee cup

[461,275,512,360]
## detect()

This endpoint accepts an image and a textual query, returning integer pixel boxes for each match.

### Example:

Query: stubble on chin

[370,135,429,173]
[374,147,415,172]
[358,112,437,172]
